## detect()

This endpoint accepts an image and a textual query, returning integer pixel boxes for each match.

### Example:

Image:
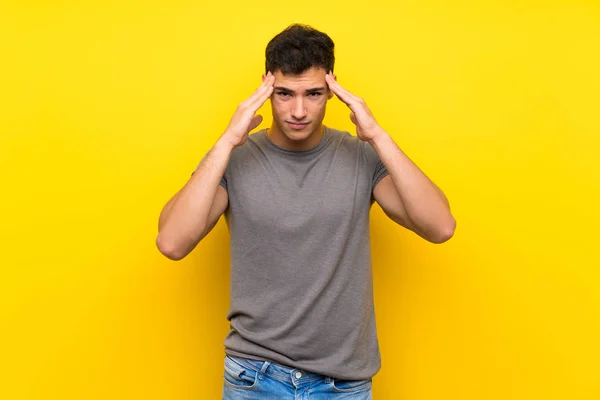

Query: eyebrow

[274,86,327,94]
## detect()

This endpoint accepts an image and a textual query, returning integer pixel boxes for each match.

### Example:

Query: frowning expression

[267,67,334,143]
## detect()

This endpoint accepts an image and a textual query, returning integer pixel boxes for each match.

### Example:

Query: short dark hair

[265,24,335,75]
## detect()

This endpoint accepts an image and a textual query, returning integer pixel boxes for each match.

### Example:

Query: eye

[277,92,291,98]
[308,92,322,98]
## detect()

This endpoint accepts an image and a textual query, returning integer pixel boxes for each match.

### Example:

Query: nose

[291,97,307,120]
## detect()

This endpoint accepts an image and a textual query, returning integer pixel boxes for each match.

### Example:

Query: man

[157,24,455,399]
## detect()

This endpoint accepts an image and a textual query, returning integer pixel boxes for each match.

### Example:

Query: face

[264,67,335,147]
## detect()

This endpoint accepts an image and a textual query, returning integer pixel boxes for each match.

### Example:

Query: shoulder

[324,126,361,153]
[228,130,268,161]
[325,125,353,142]
[326,126,379,162]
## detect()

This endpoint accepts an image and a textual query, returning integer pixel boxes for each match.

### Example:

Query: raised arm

[325,72,456,244]
[156,72,275,260]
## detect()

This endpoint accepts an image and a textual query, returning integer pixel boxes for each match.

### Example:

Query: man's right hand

[220,71,275,149]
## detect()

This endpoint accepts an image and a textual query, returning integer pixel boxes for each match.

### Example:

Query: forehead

[273,67,327,91]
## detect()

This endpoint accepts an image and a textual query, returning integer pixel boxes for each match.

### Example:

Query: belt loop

[258,361,271,380]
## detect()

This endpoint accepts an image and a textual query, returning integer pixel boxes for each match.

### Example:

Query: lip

[287,121,310,129]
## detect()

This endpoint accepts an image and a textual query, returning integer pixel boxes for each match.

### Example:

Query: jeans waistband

[225,354,332,385]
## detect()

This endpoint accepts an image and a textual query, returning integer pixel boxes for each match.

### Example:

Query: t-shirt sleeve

[372,158,389,192]
[363,142,389,193]
[191,153,228,191]
[361,142,389,204]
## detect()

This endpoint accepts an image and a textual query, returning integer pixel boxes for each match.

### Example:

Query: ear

[262,74,266,82]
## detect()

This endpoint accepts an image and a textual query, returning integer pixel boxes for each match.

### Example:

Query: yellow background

[1,1,599,399]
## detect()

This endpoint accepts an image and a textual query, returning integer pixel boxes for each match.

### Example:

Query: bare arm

[156,71,275,260]
[371,134,455,243]
[325,72,456,244]
[156,141,233,260]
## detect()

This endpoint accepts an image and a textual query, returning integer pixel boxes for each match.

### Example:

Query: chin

[283,129,312,141]
[283,122,319,140]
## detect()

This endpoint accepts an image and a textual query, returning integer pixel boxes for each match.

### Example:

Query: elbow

[155,233,189,261]
[430,215,456,244]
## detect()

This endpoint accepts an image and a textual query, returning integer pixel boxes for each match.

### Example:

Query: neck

[267,123,324,151]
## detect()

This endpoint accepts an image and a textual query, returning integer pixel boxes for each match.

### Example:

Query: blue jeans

[222,354,373,399]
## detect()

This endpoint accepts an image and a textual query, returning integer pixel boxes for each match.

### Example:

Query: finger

[244,75,275,110]
[325,72,345,94]
[242,74,275,110]
[326,73,361,103]
[246,73,274,104]
[325,73,360,106]
[243,72,274,105]
[247,79,274,111]
[248,114,263,132]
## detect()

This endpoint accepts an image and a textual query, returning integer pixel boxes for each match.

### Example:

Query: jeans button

[295,371,302,379]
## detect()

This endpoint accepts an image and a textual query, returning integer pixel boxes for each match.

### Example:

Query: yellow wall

[2,1,599,399]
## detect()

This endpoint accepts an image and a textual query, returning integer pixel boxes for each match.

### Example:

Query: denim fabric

[222,354,373,399]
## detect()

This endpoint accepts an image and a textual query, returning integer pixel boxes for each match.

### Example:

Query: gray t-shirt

[212,125,388,380]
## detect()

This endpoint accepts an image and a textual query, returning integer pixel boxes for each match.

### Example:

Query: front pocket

[331,377,372,392]
[223,356,258,389]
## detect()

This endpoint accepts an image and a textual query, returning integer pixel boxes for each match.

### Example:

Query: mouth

[287,121,310,130]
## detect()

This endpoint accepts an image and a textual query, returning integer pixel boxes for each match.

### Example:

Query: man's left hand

[325,72,384,142]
